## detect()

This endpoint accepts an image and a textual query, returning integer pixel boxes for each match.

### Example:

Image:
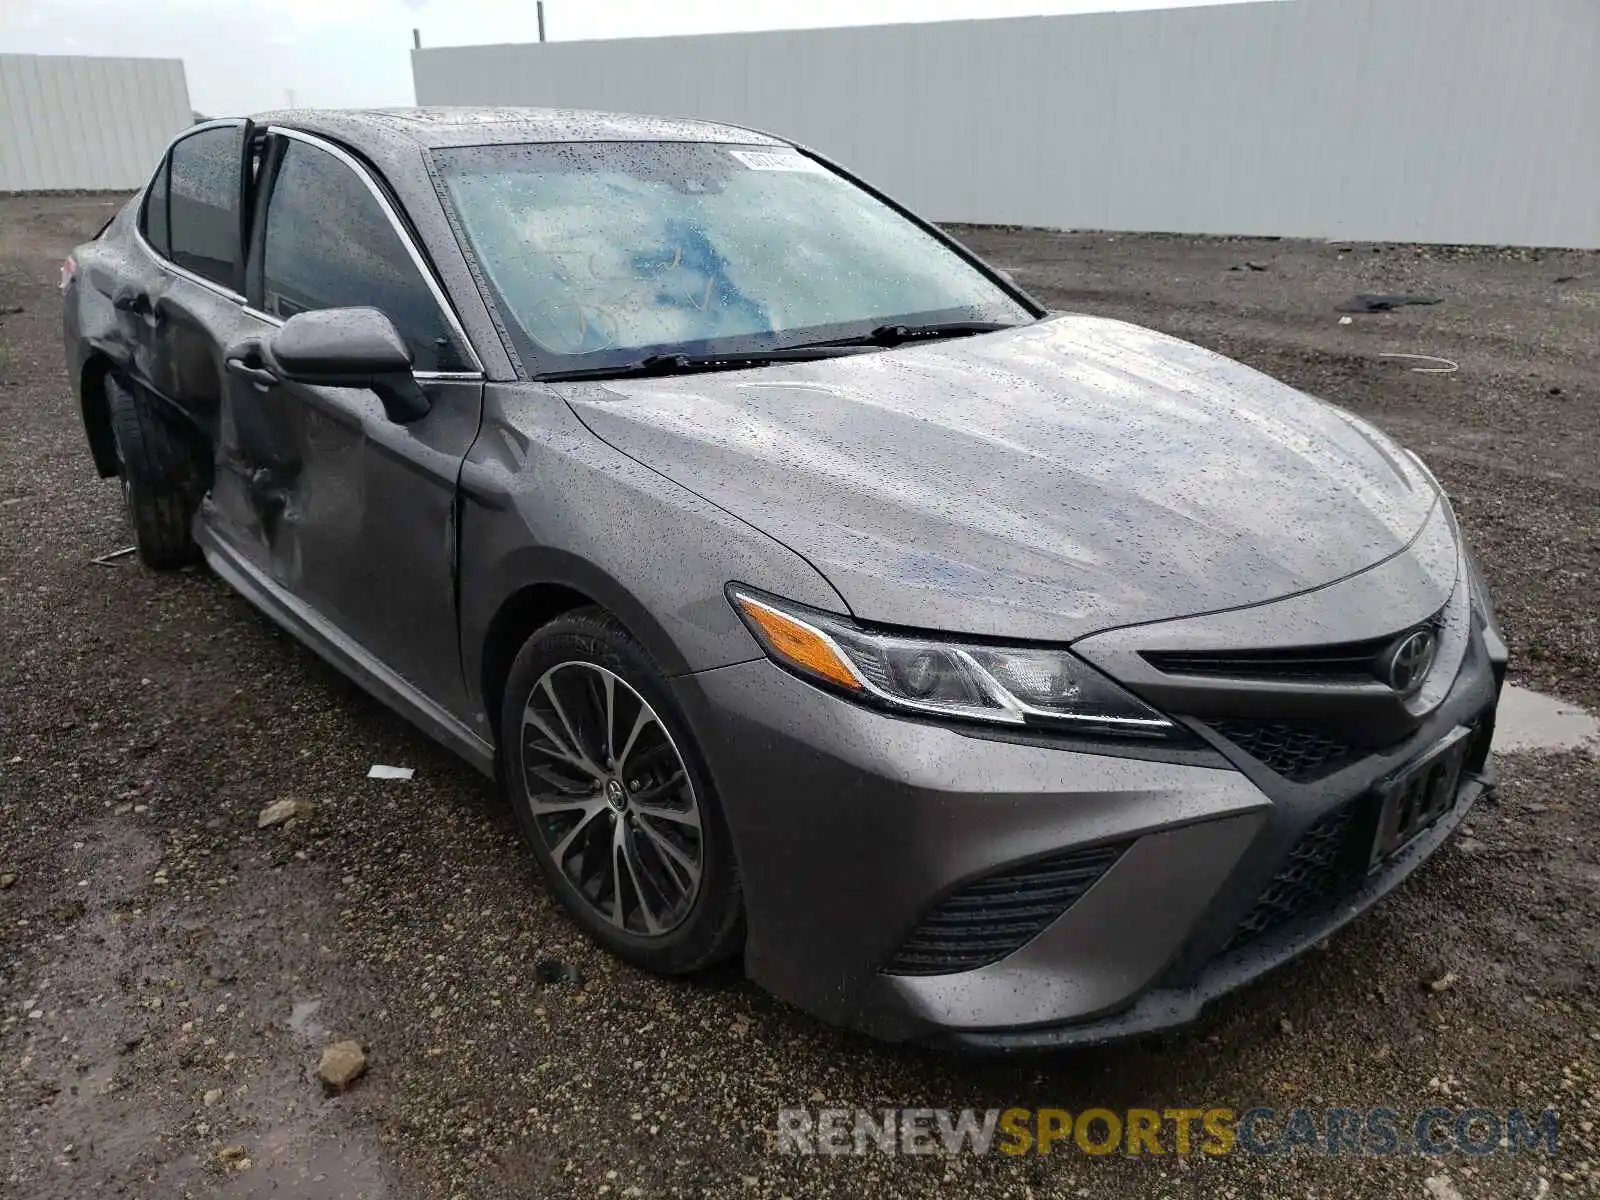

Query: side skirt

[196,521,498,778]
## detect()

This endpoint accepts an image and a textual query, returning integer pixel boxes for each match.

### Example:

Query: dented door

[206,127,488,719]
[212,357,481,716]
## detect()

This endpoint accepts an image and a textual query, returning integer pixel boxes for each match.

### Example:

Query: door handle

[225,357,279,388]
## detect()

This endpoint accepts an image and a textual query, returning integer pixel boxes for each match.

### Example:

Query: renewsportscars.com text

[775,1106,1560,1158]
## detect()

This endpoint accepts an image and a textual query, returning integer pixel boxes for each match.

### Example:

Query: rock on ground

[258,797,316,828]
[317,1040,368,1091]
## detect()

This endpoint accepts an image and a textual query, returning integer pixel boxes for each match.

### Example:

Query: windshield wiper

[535,321,1021,381]
[795,320,1022,350]
[537,346,868,382]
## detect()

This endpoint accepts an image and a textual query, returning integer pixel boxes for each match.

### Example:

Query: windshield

[432,141,1033,375]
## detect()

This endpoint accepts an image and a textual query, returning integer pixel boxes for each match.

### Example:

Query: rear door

[214,128,484,718]
[112,120,258,441]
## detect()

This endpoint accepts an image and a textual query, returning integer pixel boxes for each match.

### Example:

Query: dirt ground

[2,194,1597,1200]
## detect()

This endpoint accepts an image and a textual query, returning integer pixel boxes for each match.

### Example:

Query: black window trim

[242,130,285,313]
[263,125,484,376]
[132,118,250,303]
[130,119,484,381]
[137,149,171,256]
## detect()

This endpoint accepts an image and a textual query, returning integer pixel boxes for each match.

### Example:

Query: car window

[260,138,462,372]
[140,157,170,256]
[433,141,1031,374]
[168,125,245,291]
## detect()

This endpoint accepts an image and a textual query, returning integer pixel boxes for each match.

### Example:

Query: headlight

[728,586,1175,737]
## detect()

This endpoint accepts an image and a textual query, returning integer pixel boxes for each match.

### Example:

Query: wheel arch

[472,552,697,742]
[479,581,595,737]
[78,353,120,479]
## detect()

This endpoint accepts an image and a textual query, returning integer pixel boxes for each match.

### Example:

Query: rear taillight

[59,256,76,290]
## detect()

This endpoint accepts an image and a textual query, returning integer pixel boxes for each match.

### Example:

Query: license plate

[1369,726,1473,867]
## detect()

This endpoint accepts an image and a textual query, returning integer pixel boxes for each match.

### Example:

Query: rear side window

[168,125,245,290]
[141,158,170,255]
[261,138,462,371]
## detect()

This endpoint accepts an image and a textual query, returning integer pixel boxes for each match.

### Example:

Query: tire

[105,374,203,570]
[499,608,745,975]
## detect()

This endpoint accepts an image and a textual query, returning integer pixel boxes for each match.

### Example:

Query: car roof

[247,106,787,151]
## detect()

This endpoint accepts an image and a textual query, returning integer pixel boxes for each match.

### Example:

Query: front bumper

[946,768,1492,1051]
[672,615,1501,1045]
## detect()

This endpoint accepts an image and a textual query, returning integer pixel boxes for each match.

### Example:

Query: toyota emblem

[1384,628,1438,694]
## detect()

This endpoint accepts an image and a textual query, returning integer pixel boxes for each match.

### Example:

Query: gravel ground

[2,194,1598,1200]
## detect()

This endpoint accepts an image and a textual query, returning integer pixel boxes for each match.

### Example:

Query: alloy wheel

[519,661,704,936]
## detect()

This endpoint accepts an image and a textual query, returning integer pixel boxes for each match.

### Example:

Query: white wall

[413,0,1600,249]
[0,54,192,191]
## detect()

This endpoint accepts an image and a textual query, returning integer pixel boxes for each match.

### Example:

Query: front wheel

[499,609,744,974]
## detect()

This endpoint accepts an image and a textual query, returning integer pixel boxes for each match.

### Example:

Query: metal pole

[537,1,546,42]
[412,28,421,50]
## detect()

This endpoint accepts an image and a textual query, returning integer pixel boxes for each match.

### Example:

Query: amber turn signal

[732,593,864,692]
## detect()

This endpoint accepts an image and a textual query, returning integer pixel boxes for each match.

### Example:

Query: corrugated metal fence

[0,54,192,192]
[413,0,1600,248]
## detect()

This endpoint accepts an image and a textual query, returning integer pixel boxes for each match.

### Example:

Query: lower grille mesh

[1221,708,1492,957]
[882,844,1125,976]
[1208,719,1364,782]
[1223,802,1368,953]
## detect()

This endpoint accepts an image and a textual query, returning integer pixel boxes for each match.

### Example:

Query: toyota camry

[61,107,1505,1048]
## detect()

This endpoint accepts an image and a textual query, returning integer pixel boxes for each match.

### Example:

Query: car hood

[562,315,1440,642]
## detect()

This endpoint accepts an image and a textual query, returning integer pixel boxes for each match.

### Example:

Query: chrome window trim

[265,125,484,375]
[130,118,249,303]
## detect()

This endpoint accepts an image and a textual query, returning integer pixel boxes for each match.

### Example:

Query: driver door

[211,129,484,719]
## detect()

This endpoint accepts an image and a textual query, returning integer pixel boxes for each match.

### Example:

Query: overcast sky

[0,0,1273,115]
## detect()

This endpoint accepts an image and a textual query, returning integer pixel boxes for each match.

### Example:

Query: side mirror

[267,307,430,424]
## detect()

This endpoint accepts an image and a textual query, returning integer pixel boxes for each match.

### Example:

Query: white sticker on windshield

[728,149,826,173]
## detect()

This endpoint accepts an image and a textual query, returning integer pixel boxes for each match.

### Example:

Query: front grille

[1207,719,1365,782]
[1223,801,1370,953]
[1144,636,1395,683]
[1142,616,1445,687]
[882,844,1126,976]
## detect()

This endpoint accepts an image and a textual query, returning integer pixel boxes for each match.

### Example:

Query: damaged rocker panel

[197,518,497,776]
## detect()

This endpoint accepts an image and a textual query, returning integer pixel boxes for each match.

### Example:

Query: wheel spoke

[548,800,611,862]
[541,674,605,777]
[526,787,602,814]
[634,814,702,896]
[614,705,655,777]
[601,671,617,765]
[631,792,700,830]
[620,824,663,934]
[522,704,602,780]
[525,761,594,796]
[607,821,628,928]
